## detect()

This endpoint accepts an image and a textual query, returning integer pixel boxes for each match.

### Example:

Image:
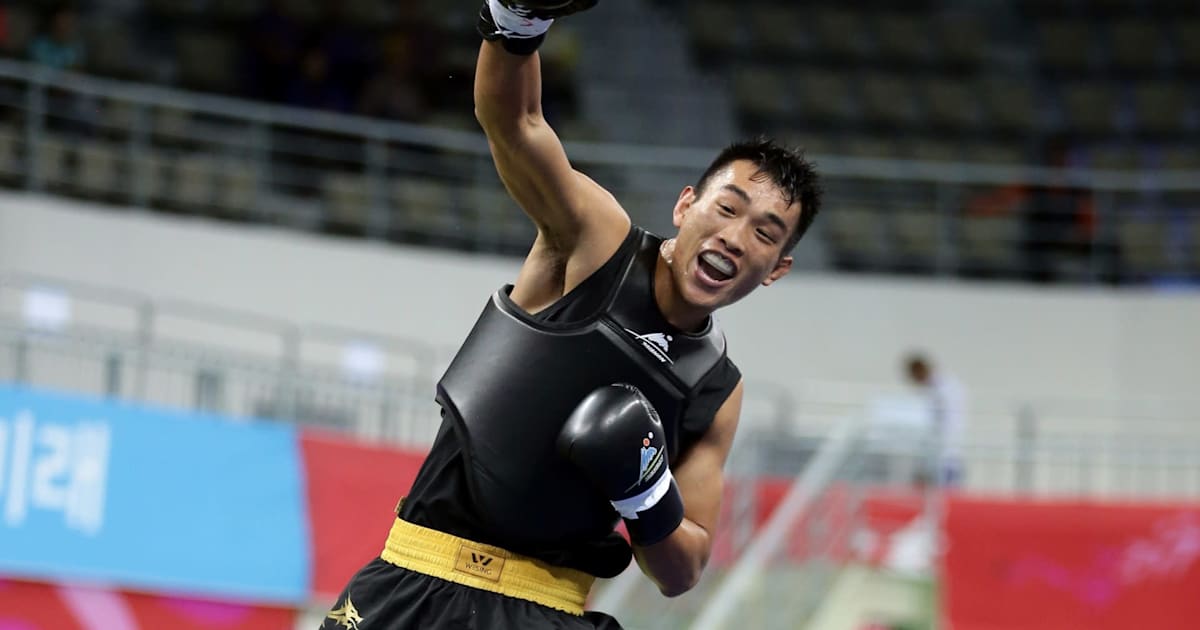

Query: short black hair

[693,137,822,253]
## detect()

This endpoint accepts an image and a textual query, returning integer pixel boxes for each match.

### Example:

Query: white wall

[2,192,1198,405]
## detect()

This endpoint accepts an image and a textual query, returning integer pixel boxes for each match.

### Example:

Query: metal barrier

[0,272,441,443]
[1,59,1198,282]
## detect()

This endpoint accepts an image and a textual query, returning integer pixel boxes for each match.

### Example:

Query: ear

[672,186,696,229]
[761,255,793,287]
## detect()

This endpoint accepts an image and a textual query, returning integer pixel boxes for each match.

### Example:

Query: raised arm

[474,1,628,262]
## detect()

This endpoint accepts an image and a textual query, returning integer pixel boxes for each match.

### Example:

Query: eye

[718,204,735,216]
[756,228,777,244]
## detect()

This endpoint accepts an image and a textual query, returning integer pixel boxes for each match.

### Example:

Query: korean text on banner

[0,385,310,604]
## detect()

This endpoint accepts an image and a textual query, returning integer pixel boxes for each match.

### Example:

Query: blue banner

[0,385,310,604]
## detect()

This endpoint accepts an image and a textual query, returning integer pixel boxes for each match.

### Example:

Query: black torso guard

[400,225,741,578]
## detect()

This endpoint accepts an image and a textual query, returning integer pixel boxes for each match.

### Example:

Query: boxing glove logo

[638,432,665,487]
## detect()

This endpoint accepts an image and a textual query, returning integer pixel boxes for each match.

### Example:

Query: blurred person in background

[320,1,822,628]
[27,3,84,71]
[904,352,967,489]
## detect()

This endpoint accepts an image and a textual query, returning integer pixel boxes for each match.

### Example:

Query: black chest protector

[435,230,727,544]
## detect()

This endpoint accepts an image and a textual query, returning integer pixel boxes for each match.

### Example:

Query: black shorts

[319,558,625,630]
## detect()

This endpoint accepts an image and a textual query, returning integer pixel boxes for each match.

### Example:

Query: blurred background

[0,0,1198,628]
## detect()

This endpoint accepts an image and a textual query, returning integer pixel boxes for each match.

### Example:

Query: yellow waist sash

[380,517,595,615]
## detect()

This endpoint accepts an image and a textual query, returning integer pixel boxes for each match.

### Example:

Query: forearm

[633,518,711,597]
[474,40,545,135]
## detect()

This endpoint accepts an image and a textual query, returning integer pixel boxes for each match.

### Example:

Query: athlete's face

[666,160,797,311]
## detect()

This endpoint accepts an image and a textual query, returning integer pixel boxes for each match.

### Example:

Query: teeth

[701,251,735,276]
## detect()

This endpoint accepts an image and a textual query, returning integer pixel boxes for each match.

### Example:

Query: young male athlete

[321,1,822,628]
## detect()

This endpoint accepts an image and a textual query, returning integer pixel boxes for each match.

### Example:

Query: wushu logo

[624,329,673,364]
[0,409,111,536]
[638,432,664,486]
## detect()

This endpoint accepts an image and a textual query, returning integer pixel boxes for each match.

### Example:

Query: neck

[653,252,709,333]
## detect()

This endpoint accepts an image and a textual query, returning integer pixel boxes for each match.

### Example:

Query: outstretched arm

[473,3,628,262]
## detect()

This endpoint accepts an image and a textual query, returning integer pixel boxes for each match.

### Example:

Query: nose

[718,225,745,257]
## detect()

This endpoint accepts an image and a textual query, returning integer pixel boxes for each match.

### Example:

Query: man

[321,1,822,628]
[904,353,967,488]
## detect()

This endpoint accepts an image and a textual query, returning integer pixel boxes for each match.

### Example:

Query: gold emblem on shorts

[455,543,506,582]
[326,595,363,629]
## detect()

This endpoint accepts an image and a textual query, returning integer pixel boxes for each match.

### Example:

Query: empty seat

[0,127,20,180]
[937,14,986,68]
[908,138,963,162]
[1161,147,1200,170]
[874,14,933,64]
[965,142,1026,165]
[153,107,193,146]
[813,9,872,60]
[175,31,239,93]
[859,73,921,127]
[980,78,1037,133]
[1170,19,1200,70]
[892,210,944,267]
[83,19,136,78]
[1116,219,1173,276]
[216,162,261,217]
[76,141,121,196]
[749,5,811,58]
[1058,82,1119,135]
[1108,19,1163,71]
[733,66,794,122]
[688,2,743,53]
[393,177,457,239]
[1188,220,1200,273]
[960,214,1021,272]
[100,99,138,139]
[1132,81,1189,136]
[35,137,70,189]
[323,173,371,232]
[130,150,171,202]
[921,77,982,130]
[823,205,889,267]
[173,154,218,209]
[792,68,858,125]
[1089,146,1140,171]
[1037,20,1094,71]
[841,135,899,159]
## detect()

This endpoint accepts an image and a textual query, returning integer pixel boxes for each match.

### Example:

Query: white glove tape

[610,469,674,520]
[488,0,554,39]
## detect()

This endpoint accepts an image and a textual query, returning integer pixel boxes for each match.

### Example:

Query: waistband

[380,516,595,615]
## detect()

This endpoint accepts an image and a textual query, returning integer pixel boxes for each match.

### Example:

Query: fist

[499,0,599,20]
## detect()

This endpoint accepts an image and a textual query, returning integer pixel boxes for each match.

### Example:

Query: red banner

[943,497,1200,630]
[300,430,427,597]
[0,579,295,629]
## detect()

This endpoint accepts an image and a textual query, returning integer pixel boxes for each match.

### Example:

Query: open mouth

[698,251,735,283]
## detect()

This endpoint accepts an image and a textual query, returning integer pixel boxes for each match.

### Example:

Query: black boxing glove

[478,0,599,56]
[558,384,685,546]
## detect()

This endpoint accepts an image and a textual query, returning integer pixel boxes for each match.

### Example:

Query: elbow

[657,566,702,598]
